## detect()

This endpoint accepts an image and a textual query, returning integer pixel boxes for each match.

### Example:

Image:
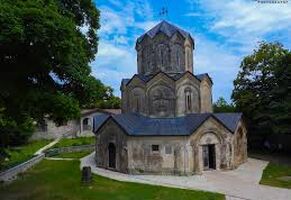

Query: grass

[0,160,225,200]
[260,162,291,189]
[1,140,52,171]
[52,137,95,148]
[51,150,93,159]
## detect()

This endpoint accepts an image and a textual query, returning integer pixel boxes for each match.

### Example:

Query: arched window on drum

[184,87,192,112]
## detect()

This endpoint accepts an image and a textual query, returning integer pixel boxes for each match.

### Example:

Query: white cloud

[185,0,291,101]
[187,0,291,52]
[194,35,241,102]
[91,0,156,96]
[135,21,159,32]
[209,0,291,35]
[91,40,137,96]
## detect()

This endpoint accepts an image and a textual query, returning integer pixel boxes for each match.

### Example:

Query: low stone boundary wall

[0,144,94,183]
[45,144,95,157]
[0,153,45,183]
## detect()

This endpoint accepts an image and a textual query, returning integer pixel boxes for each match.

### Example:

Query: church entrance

[202,144,216,170]
[108,143,116,168]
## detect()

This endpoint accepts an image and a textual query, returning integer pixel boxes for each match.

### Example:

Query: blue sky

[91,0,291,102]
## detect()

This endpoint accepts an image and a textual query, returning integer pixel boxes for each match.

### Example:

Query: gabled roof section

[93,114,110,132]
[136,20,194,46]
[196,73,213,85]
[93,112,243,136]
[213,113,243,133]
[123,72,212,88]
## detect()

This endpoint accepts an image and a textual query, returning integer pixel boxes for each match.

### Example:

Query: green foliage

[0,0,117,146]
[232,42,291,136]
[0,160,225,200]
[260,163,291,189]
[52,137,95,148]
[0,109,35,146]
[0,139,51,171]
[213,97,236,113]
[97,95,121,109]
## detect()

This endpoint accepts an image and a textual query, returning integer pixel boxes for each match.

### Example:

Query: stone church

[93,21,247,175]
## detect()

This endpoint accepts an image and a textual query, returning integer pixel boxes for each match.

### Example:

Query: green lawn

[260,163,291,189]
[0,160,225,200]
[51,150,93,159]
[52,137,95,148]
[1,140,52,171]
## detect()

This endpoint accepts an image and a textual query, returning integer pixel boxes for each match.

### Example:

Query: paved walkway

[45,157,76,161]
[80,152,291,200]
[34,137,61,155]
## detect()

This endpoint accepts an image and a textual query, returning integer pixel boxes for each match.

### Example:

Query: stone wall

[45,144,95,157]
[189,117,234,173]
[95,117,247,175]
[122,72,213,117]
[95,119,128,173]
[31,119,79,140]
[0,153,45,182]
[127,136,192,175]
[233,121,248,167]
[31,111,101,140]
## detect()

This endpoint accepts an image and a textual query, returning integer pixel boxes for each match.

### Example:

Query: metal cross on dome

[159,6,168,19]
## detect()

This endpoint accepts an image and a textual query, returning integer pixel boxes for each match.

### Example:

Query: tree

[232,42,291,137]
[96,87,121,109]
[0,0,107,146]
[213,97,236,113]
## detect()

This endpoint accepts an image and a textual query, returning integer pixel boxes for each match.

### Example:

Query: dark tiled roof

[92,114,110,132]
[196,73,213,84]
[121,72,212,88]
[137,20,193,44]
[93,112,242,136]
[121,79,130,86]
[213,113,242,132]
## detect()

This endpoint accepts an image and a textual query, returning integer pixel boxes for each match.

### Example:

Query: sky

[91,0,291,102]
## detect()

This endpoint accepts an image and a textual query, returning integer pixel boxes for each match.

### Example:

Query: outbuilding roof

[93,112,242,136]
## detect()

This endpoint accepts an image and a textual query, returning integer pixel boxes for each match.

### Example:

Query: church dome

[136,20,194,46]
[136,20,195,75]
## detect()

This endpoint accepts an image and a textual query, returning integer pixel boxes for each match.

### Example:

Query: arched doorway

[202,144,216,170]
[108,143,116,168]
[198,132,221,171]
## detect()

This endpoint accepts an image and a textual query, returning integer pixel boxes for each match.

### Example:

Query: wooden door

[108,143,116,168]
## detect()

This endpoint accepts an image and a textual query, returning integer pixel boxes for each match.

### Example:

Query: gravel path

[80,152,291,200]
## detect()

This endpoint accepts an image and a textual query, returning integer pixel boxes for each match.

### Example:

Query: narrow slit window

[187,94,191,110]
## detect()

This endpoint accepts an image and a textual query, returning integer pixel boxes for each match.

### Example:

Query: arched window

[184,88,192,112]
[82,118,91,131]
[176,48,181,68]
[134,94,140,112]
[186,48,191,71]
[173,44,183,70]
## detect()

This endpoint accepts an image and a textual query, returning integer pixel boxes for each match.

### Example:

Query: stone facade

[121,21,212,118]
[94,20,247,175]
[95,116,247,175]
[31,109,121,140]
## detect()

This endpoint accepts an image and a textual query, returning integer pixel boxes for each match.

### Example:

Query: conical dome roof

[136,20,193,44]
